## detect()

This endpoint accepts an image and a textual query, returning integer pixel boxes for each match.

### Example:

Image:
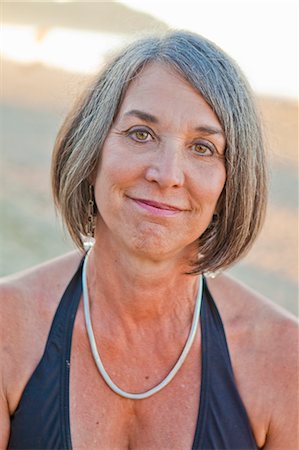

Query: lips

[134,198,183,211]
[128,196,187,217]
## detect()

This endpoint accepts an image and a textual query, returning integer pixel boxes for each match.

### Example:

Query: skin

[0,63,298,450]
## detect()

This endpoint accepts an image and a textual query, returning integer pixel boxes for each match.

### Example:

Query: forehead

[117,62,222,130]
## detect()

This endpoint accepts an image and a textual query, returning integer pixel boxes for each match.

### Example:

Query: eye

[192,142,214,156]
[128,128,153,142]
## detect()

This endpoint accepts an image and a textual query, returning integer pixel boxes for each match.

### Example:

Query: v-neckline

[63,273,209,450]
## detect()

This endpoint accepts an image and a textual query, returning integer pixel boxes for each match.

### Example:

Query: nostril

[145,166,159,183]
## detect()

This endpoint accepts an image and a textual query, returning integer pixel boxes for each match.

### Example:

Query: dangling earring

[212,213,219,224]
[84,184,96,251]
[204,213,220,279]
[207,213,219,231]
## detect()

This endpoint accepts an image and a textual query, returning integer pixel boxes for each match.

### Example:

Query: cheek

[94,147,123,194]
[194,164,226,205]
[97,139,140,185]
[212,168,226,199]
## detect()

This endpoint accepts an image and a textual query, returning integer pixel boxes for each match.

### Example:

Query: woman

[0,31,298,450]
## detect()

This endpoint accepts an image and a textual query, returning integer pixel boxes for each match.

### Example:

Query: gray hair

[52,30,267,274]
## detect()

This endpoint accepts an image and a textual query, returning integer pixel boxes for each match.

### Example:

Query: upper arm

[0,391,10,450]
[262,318,299,449]
[0,252,82,449]
[207,274,298,449]
[0,285,11,449]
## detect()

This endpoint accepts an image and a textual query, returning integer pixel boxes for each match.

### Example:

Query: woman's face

[94,62,226,263]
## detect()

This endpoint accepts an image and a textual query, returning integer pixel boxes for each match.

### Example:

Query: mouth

[129,197,186,216]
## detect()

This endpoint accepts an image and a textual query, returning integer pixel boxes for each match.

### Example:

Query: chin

[128,227,197,263]
[131,232,170,256]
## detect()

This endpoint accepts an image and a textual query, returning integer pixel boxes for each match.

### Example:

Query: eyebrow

[194,126,225,138]
[123,109,225,137]
[124,109,159,123]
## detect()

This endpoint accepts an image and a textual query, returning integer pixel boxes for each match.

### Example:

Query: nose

[144,141,185,189]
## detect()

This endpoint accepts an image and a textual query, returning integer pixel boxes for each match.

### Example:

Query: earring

[204,213,220,278]
[207,213,219,231]
[84,184,96,251]
[212,213,219,223]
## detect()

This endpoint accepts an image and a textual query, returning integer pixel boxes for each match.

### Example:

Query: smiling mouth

[139,198,183,210]
[130,197,186,216]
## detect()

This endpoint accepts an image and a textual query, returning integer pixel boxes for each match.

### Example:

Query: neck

[86,238,200,326]
[82,246,203,400]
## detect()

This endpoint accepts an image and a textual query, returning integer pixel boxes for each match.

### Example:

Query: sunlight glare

[1,24,125,74]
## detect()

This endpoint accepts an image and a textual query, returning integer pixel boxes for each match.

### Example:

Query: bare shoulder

[207,272,298,376]
[0,250,83,311]
[207,272,298,449]
[0,249,83,345]
[207,271,298,342]
[0,251,83,413]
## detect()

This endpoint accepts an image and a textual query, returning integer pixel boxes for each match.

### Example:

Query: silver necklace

[82,249,203,400]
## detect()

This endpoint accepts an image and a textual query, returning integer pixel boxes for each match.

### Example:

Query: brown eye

[193,143,213,156]
[134,130,149,141]
[128,128,153,142]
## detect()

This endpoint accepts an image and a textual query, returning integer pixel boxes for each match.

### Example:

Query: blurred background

[0,0,298,316]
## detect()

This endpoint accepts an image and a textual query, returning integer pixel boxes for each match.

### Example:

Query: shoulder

[207,273,298,448]
[207,272,298,380]
[206,271,298,344]
[0,250,84,339]
[0,251,83,412]
[0,250,83,307]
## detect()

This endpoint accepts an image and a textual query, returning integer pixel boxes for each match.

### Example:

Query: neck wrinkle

[86,243,200,327]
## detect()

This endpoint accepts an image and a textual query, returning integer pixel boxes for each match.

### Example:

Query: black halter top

[8,259,259,449]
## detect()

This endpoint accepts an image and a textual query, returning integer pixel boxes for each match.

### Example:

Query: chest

[8,283,266,450]
[69,321,202,450]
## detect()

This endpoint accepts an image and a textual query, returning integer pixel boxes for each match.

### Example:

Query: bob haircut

[52,30,267,274]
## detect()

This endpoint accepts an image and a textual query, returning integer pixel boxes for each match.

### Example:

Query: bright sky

[1,0,297,98]
[121,0,298,98]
